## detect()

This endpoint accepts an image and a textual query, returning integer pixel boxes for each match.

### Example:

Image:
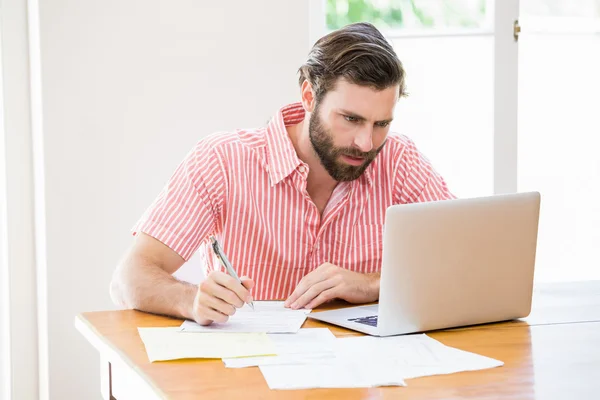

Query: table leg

[100,357,115,400]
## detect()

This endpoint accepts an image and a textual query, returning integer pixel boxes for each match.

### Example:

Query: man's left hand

[284,263,380,310]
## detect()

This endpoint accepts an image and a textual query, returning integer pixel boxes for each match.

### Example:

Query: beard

[308,106,385,182]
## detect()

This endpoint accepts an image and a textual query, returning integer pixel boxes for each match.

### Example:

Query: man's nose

[352,127,373,153]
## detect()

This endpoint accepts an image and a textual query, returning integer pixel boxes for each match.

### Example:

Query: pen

[209,235,255,310]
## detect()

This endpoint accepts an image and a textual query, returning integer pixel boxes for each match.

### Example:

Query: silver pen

[209,235,255,310]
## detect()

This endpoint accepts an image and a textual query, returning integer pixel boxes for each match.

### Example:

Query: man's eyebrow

[339,109,366,121]
[339,109,393,124]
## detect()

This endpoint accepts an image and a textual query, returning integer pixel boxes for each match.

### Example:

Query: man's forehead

[321,79,398,120]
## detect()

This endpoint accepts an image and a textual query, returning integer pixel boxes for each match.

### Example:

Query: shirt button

[298,165,306,173]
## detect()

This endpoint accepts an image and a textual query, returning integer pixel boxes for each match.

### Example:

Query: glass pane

[390,36,493,198]
[518,6,600,281]
[326,0,491,31]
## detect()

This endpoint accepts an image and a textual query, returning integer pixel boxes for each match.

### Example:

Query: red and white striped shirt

[133,103,454,300]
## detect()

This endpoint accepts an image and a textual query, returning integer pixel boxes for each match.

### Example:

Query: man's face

[309,79,399,182]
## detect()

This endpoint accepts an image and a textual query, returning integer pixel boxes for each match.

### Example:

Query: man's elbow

[109,268,134,309]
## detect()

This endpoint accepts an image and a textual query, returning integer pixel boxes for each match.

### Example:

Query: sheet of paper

[259,334,502,389]
[259,335,409,389]
[259,336,407,390]
[223,328,336,368]
[398,336,504,380]
[137,327,275,362]
[333,334,504,380]
[260,362,407,390]
[179,301,311,333]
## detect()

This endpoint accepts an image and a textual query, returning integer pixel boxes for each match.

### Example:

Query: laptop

[307,191,541,336]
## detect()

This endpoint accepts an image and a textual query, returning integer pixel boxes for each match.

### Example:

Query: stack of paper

[259,334,503,390]
[138,301,313,362]
[179,301,311,333]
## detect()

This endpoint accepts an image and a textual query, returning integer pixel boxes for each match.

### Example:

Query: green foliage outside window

[326,0,600,32]
[326,0,488,31]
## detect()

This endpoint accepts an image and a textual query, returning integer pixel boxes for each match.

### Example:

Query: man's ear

[300,80,316,113]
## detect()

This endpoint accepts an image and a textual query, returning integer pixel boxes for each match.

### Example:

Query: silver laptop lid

[377,192,541,336]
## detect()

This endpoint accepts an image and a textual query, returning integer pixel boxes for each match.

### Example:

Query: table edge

[74,314,166,399]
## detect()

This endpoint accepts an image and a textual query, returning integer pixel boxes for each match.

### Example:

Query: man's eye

[376,121,390,128]
[344,115,359,123]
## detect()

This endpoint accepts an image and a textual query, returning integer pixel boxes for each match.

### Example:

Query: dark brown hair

[298,22,407,102]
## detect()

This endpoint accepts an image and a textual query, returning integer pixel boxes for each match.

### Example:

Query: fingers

[200,290,237,317]
[203,278,245,308]
[289,279,335,310]
[211,271,253,304]
[284,272,321,307]
[192,271,255,325]
[241,276,255,302]
[192,290,232,325]
[285,264,335,308]
[284,279,308,308]
[241,277,255,289]
[194,303,229,324]
[305,288,337,309]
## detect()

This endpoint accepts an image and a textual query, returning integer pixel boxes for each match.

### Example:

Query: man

[110,22,454,326]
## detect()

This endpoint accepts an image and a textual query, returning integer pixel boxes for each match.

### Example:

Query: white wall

[35,1,309,398]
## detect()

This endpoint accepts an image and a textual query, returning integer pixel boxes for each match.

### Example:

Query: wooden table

[76,281,600,399]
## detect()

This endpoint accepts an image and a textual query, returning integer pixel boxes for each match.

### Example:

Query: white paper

[260,362,407,390]
[137,327,275,362]
[259,336,408,389]
[333,334,503,380]
[259,334,502,389]
[400,337,504,380]
[223,328,336,368]
[179,301,311,333]
[259,336,407,389]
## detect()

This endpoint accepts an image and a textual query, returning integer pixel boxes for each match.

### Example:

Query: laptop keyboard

[348,315,378,327]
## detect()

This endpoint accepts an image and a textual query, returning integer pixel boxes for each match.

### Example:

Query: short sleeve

[132,139,227,260]
[393,136,456,204]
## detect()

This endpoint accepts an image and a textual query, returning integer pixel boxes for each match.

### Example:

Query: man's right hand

[191,270,255,326]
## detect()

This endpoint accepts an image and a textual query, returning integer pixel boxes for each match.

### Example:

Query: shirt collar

[265,102,375,187]
[265,102,306,186]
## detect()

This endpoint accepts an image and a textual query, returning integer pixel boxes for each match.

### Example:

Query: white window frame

[0,28,12,400]
[0,0,46,399]
[494,0,519,194]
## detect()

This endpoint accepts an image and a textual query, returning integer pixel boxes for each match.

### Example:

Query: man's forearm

[366,272,381,299]
[110,257,196,320]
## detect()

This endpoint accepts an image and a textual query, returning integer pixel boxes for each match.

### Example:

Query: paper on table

[223,328,336,368]
[242,301,312,314]
[334,334,503,380]
[259,336,407,390]
[399,336,505,380]
[179,301,311,333]
[260,361,407,390]
[259,334,503,389]
[137,327,275,362]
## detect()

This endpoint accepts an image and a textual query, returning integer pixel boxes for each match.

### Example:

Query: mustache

[334,141,387,159]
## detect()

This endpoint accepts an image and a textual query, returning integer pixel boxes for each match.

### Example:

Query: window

[326,0,497,198]
[325,0,600,282]
[517,0,600,281]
